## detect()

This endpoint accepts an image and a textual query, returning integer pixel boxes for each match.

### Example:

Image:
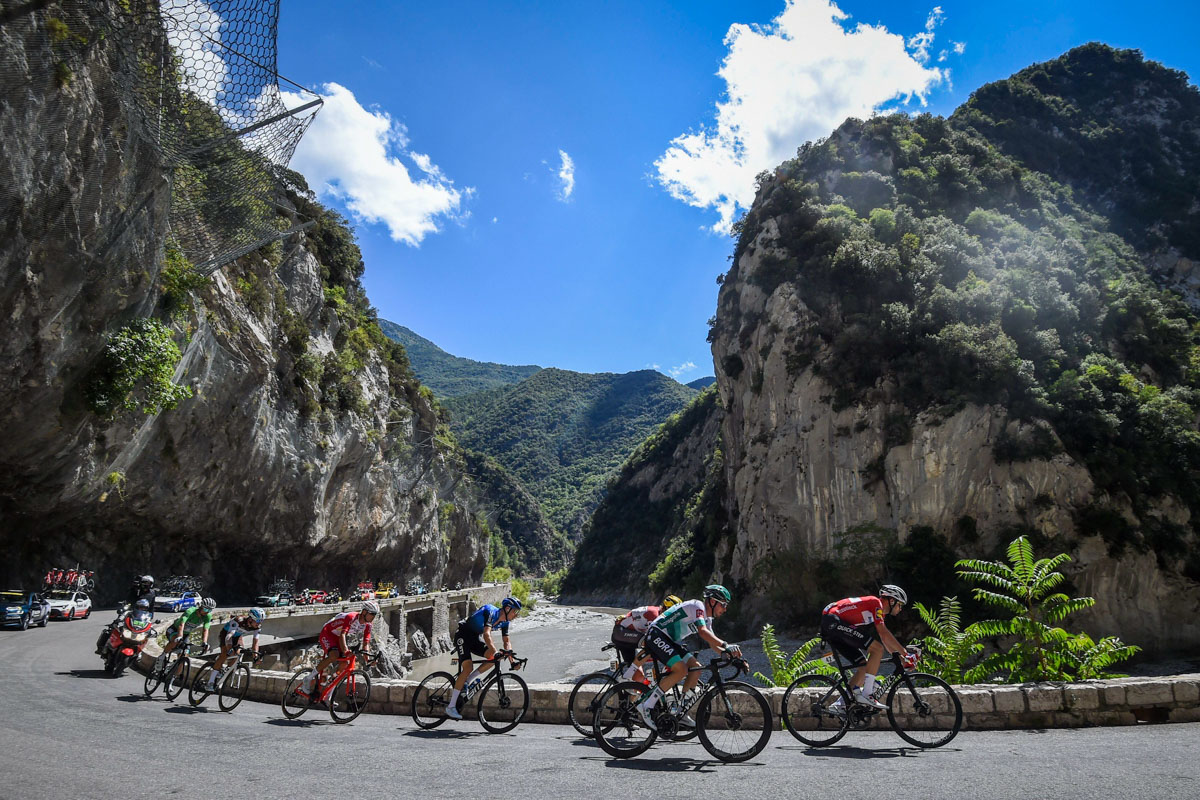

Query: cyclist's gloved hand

[724,644,742,657]
[901,652,918,670]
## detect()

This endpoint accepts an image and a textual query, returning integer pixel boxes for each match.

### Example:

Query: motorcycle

[98,607,154,677]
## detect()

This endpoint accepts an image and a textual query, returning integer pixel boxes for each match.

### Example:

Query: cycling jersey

[221,616,261,646]
[168,606,212,637]
[321,611,373,648]
[823,596,885,627]
[616,605,660,633]
[463,604,509,636]
[649,599,709,643]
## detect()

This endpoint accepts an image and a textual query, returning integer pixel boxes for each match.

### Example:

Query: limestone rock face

[0,3,487,600]
[711,205,1200,656]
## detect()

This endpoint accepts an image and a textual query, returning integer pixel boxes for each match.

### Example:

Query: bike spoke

[477,673,529,734]
[887,672,962,748]
[696,682,772,762]
[412,672,454,729]
[781,673,850,747]
[568,673,617,738]
[329,669,371,723]
[592,682,656,758]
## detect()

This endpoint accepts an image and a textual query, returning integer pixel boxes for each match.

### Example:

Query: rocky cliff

[0,1,488,601]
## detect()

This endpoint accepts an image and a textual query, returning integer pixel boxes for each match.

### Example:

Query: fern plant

[912,596,985,684]
[754,624,836,687]
[956,535,1138,682]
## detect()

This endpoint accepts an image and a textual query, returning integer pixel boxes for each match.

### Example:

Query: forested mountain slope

[379,321,541,398]
[446,368,698,538]
[569,44,1200,653]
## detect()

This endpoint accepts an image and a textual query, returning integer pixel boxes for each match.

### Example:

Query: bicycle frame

[301,650,372,704]
[459,649,527,702]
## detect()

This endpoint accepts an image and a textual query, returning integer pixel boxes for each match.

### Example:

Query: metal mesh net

[5,0,321,274]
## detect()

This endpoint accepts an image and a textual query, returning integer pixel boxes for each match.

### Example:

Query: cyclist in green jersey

[154,597,216,670]
[637,584,741,730]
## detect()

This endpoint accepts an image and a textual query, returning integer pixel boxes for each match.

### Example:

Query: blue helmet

[501,596,522,611]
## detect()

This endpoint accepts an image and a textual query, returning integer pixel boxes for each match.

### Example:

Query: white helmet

[879,584,908,605]
[248,607,266,622]
[361,600,380,615]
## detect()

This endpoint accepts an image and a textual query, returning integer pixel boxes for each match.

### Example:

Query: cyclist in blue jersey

[446,596,521,720]
[205,606,265,690]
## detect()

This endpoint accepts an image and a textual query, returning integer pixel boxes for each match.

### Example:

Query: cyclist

[153,596,217,671]
[821,584,915,709]
[611,594,681,682]
[637,585,741,730]
[204,606,266,690]
[300,600,379,695]
[446,596,522,720]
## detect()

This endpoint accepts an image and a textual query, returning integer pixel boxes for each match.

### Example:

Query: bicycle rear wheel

[218,665,251,711]
[886,672,962,748]
[592,681,656,759]
[567,672,617,738]
[329,669,371,723]
[281,669,313,719]
[781,673,851,747]
[411,671,454,729]
[477,673,529,733]
[695,681,772,762]
[164,654,189,701]
[188,665,214,707]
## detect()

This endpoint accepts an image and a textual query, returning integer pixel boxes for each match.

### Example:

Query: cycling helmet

[703,584,732,604]
[501,596,522,611]
[247,606,266,622]
[361,600,380,615]
[201,597,217,610]
[661,594,682,609]
[135,598,150,609]
[139,575,154,586]
[879,584,908,605]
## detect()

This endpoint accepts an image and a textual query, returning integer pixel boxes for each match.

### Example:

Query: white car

[155,591,202,613]
[46,590,92,621]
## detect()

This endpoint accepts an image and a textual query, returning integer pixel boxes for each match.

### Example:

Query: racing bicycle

[781,644,962,748]
[281,649,376,723]
[567,643,699,741]
[411,649,530,733]
[143,641,204,701]
[592,653,772,762]
[189,647,265,711]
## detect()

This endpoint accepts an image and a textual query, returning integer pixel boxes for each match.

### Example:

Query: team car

[154,590,202,613]
[46,590,92,620]
[2,590,51,629]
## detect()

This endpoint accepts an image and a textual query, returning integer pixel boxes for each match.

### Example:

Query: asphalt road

[3,612,1199,800]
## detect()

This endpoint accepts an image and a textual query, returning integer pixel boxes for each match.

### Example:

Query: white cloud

[161,0,224,107]
[557,150,576,201]
[907,6,945,64]
[668,361,698,378]
[282,83,467,246]
[655,0,947,232]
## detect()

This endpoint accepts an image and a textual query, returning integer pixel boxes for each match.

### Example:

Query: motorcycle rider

[96,575,156,654]
[99,598,151,657]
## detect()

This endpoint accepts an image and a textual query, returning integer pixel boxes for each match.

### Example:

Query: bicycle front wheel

[887,671,962,748]
[695,681,773,762]
[143,662,163,697]
[188,665,214,707]
[218,665,251,711]
[567,672,617,738]
[411,671,454,729]
[329,669,371,723]
[164,655,190,701]
[592,681,656,759]
[781,673,851,747]
[281,669,313,719]
[477,673,529,733]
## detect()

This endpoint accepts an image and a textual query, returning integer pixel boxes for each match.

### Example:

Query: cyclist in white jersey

[637,584,741,730]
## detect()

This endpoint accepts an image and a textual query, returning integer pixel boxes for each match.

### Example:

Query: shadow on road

[56,669,111,680]
[580,755,724,773]
[263,718,334,728]
[164,705,213,715]
[115,694,156,703]
[781,745,920,759]
[402,729,495,740]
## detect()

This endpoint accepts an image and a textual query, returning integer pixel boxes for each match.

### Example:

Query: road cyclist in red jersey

[610,594,681,683]
[299,600,380,696]
[821,584,915,709]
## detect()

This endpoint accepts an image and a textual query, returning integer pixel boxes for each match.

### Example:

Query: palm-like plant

[754,624,836,687]
[956,535,1138,682]
[912,596,985,684]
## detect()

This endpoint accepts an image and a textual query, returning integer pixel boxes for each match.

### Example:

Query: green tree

[87,318,192,416]
[911,596,985,684]
[753,624,836,687]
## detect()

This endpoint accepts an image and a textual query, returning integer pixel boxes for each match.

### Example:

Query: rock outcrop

[0,2,488,600]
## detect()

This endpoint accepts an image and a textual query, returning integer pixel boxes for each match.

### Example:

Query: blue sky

[273,0,1200,380]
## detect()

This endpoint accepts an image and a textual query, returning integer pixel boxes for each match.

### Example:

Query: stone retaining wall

[138,646,1200,730]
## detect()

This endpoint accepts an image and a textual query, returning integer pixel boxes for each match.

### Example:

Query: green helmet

[703,584,732,604]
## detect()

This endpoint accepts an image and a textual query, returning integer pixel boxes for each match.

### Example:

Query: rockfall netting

[3,0,321,274]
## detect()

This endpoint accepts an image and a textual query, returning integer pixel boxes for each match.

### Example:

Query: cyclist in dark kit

[446,596,521,720]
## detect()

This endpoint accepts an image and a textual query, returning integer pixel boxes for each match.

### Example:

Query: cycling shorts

[454,623,488,663]
[820,614,873,667]
[319,631,344,654]
[643,627,688,669]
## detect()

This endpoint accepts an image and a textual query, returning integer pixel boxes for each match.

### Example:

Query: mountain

[686,377,716,390]
[446,368,698,538]
[0,2,488,600]
[379,320,541,398]
[569,44,1200,653]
